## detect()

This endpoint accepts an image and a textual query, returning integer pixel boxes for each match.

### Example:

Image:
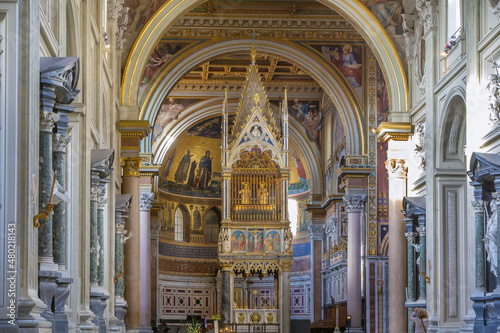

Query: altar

[233,309,279,324]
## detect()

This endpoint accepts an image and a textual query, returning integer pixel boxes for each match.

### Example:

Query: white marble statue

[485,200,498,277]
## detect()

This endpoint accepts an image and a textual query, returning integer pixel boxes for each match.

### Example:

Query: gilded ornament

[120,157,142,177]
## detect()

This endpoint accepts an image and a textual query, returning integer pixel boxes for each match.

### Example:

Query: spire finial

[249,30,259,65]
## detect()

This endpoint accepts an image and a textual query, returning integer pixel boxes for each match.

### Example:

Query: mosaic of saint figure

[198,151,213,190]
[174,150,193,184]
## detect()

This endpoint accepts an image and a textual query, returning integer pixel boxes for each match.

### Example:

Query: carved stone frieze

[413,122,426,170]
[416,0,438,34]
[343,195,366,213]
[139,192,154,211]
[447,112,463,155]
[401,14,416,63]
[385,159,407,179]
[116,6,130,50]
[487,63,500,125]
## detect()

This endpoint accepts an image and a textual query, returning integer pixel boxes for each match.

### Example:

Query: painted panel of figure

[265,231,281,253]
[288,148,310,195]
[193,208,202,231]
[248,229,264,253]
[316,44,364,102]
[231,231,246,253]
[153,98,206,141]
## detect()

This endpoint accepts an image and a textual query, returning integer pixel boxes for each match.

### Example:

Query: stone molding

[385,159,407,179]
[139,192,154,211]
[120,157,142,177]
[52,133,71,153]
[343,194,366,213]
[91,149,115,179]
[40,57,80,104]
[416,0,438,34]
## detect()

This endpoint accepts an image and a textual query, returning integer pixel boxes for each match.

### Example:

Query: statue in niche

[257,182,269,205]
[487,62,500,124]
[239,182,252,204]
[485,200,498,277]
[284,228,293,253]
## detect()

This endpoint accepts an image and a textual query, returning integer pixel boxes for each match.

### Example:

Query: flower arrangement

[212,314,221,321]
[184,318,202,333]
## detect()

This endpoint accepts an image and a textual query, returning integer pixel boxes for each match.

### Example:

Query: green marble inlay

[419,235,426,298]
[53,150,66,265]
[90,199,98,284]
[97,207,104,286]
[407,242,414,301]
[115,232,124,297]
[476,210,485,289]
[39,131,53,258]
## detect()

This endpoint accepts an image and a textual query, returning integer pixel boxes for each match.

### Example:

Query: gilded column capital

[220,261,232,271]
[472,200,485,213]
[280,260,293,271]
[40,111,60,133]
[139,192,154,211]
[120,157,142,177]
[52,133,71,153]
[385,159,407,178]
[343,194,366,213]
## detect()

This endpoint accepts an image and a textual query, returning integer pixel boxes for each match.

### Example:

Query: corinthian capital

[309,225,324,241]
[52,133,71,153]
[120,157,142,177]
[343,194,366,213]
[471,200,485,213]
[139,192,154,211]
[40,111,60,133]
[385,159,407,178]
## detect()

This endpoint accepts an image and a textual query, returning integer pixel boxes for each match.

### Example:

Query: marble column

[97,195,107,286]
[38,110,61,325]
[121,157,142,331]
[416,220,427,302]
[280,262,292,333]
[221,263,231,324]
[471,200,485,293]
[385,158,408,332]
[90,187,101,287]
[38,110,60,263]
[150,205,163,331]
[309,224,323,323]
[343,194,366,332]
[139,192,154,332]
[52,133,70,269]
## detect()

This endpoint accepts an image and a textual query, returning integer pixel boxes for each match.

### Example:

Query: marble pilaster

[417,222,427,301]
[343,194,366,332]
[386,158,408,333]
[139,192,154,332]
[280,262,292,333]
[472,200,485,293]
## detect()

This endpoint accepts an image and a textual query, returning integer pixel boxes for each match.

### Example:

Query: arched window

[204,208,220,243]
[175,208,184,241]
[447,0,461,39]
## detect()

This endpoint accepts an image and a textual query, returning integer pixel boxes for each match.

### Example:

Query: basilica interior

[3,0,500,332]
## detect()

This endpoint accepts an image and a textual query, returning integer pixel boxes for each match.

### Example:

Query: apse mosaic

[159,117,311,198]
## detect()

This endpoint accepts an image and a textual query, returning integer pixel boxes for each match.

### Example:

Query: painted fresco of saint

[231,234,238,252]
[265,234,274,252]
[198,151,213,190]
[153,98,184,140]
[174,150,193,184]
[248,233,255,252]
[292,150,307,181]
[255,234,263,252]
[238,233,245,252]
[273,234,281,252]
